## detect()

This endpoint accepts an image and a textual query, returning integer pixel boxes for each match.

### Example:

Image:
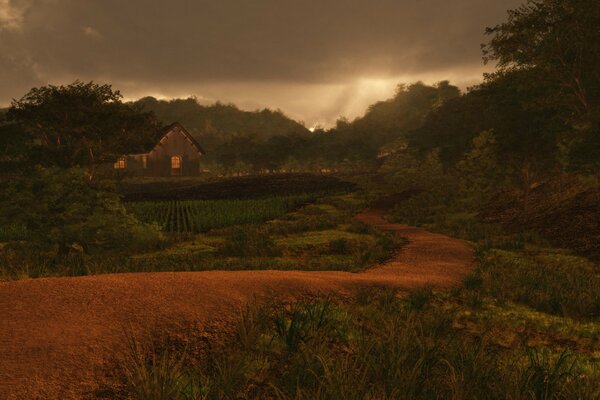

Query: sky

[0,0,523,127]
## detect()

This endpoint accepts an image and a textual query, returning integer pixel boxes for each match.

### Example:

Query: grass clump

[117,290,600,400]
[220,228,281,257]
[474,249,600,320]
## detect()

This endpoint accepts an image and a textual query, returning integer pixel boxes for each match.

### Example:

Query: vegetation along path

[0,206,473,399]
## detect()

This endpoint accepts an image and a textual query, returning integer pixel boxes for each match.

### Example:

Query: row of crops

[128,194,317,234]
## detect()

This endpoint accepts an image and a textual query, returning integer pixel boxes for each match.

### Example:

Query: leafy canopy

[0,167,162,254]
[7,81,160,170]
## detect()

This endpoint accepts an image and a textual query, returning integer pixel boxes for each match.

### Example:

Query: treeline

[183,0,598,185]
[1,0,597,182]
[131,82,461,175]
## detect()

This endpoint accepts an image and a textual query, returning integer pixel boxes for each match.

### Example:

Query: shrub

[328,238,349,254]
[346,221,373,234]
[0,167,163,255]
[478,249,600,320]
[220,228,281,257]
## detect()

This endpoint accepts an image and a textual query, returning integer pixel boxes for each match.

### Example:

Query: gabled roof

[150,122,206,155]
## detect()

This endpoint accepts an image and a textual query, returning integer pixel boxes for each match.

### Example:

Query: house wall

[147,129,202,177]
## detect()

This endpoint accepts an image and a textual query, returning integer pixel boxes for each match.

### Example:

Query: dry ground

[0,208,473,399]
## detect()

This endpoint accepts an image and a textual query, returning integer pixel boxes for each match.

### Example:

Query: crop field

[120,173,354,202]
[128,194,317,233]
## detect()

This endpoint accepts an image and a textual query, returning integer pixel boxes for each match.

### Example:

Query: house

[113,122,205,177]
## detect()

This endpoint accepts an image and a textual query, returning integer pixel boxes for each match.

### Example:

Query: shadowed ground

[0,208,473,399]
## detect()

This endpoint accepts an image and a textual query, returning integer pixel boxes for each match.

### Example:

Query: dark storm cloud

[0,0,523,125]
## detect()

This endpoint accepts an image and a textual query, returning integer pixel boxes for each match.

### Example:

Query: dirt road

[0,208,473,399]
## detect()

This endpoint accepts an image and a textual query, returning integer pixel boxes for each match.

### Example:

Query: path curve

[0,208,473,399]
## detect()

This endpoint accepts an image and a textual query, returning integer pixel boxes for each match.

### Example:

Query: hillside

[133,97,311,141]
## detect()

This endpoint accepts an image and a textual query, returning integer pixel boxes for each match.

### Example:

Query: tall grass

[469,249,600,320]
[0,223,28,241]
[118,292,600,400]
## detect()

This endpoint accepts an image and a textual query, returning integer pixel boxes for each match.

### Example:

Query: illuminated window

[114,156,127,169]
[171,156,181,175]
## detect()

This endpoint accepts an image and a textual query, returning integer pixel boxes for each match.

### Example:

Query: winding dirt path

[0,208,473,399]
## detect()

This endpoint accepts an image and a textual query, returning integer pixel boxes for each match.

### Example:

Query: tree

[457,130,507,201]
[483,0,600,133]
[7,81,160,176]
[0,167,162,255]
[0,120,32,175]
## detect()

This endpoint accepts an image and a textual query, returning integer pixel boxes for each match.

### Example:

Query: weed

[406,287,433,310]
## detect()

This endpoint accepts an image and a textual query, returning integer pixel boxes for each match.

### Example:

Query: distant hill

[133,97,310,141]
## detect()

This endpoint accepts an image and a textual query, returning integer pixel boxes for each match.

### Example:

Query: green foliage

[131,82,460,175]
[381,148,450,194]
[1,192,402,279]
[7,81,160,171]
[483,0,600,124]
[327,238,349,254]
[220,228,281,257]
[123,335,191,400]
[476,249,600,320]
[119,292,600,400]
[272,298,346,352]
[0,121,32,173]
[0,166,162,255]
[128,194,316,234]
[457,130,507,199]
[0,224,28,242]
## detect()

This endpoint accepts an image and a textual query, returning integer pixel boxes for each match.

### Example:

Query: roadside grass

[115,290,600,400]
[390,202,600,323]
[0,191,402,279]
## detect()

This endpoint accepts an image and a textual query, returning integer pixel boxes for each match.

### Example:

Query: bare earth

[0,208,473,399]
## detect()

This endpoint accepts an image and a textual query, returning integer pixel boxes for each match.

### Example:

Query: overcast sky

[0,0,523,127]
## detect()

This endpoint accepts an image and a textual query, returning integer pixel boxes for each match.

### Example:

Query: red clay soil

[0,208,473,399]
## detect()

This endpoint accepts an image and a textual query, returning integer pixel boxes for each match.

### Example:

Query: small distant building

[113,122,205,177]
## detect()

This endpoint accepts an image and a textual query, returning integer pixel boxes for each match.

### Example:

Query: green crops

[128,194,316,233]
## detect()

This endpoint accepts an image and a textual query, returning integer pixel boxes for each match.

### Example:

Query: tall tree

[7,81,160,176]
[483,0,600,120]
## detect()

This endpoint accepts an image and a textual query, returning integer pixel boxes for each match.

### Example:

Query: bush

[328,238,349,254]
[0,167,163,255]
[220,228,281,257]
[478,249,600,320]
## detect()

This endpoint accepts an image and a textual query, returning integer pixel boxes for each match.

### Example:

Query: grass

[389,194,600,323]
[472,248,600,321]
[0,223,28,241]
[114,290,600,400]
[121,193,400,273]
[0,191,402,279]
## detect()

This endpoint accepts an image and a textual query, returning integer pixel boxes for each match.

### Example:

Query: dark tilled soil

[121,174,355,202]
